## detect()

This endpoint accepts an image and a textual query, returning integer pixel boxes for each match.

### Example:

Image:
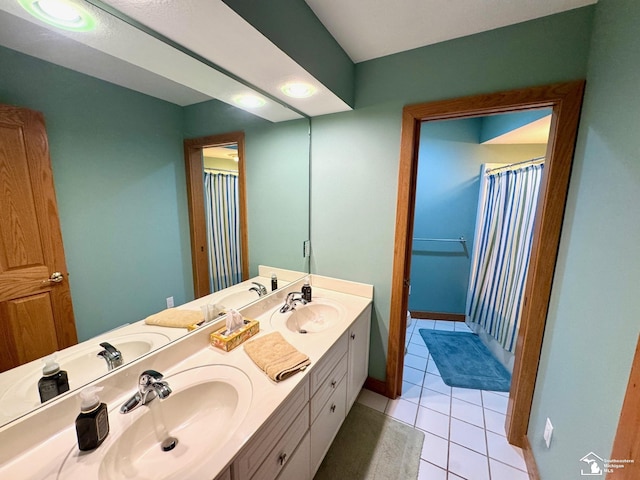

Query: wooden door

[608,334,640,479]
[0,104,77,372]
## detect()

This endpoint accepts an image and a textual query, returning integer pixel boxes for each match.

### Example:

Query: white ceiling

[0,0,597,119]
[305,0,598,63]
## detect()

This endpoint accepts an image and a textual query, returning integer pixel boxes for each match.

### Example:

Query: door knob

[42,272,64,284]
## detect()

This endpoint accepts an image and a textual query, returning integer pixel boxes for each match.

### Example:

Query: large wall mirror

[0,1,310,426]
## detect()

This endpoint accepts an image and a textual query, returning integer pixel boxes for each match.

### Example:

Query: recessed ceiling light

[233,94,266,109]
[281,82,317,98]
[19,0,95,32]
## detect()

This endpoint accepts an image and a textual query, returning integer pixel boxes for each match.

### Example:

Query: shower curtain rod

[485,156,545,174]
[204,167,239,175]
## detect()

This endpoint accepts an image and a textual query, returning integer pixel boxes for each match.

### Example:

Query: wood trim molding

[607,334,640,479]
[386,81,586,447]
[522,435,541,480]
[184,132,249,299]
[364,376,387,397]
[410,311,465,322]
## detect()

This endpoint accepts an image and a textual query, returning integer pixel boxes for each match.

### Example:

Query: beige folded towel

[144,308,203,328]
[244,332,311,382]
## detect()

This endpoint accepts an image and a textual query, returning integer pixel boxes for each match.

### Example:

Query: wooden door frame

[184,131,249,299]
[386,81,585,447]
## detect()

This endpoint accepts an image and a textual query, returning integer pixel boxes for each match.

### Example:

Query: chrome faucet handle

[280,292,305,313]
[251,282,268,296]
[139,370,164,389]
[97,342,123,370]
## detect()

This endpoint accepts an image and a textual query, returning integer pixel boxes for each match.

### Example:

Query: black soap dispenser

[302,278,312,303]
[38,354,69,403]
[76,386,110,451]
[271,272,278,291]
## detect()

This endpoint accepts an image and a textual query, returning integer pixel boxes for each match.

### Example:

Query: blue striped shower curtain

[204,172,243,292]
[466,164,544,353]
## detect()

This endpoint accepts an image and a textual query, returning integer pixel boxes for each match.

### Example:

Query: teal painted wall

[310,6,594,381]
[528,0,640,477]
[0,46,190,341]
[183,100,310,275]
[409,118,546,314]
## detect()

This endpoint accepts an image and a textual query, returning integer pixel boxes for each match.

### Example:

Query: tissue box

[210,318,259,352]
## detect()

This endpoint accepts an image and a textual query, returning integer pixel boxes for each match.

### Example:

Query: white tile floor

[356,319,529,480]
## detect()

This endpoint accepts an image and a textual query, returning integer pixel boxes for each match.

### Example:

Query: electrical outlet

[543,417,553,448]
[166,296,174,308]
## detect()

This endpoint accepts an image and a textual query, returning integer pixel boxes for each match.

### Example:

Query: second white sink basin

[58,364,252,480]
[270,298,346,334]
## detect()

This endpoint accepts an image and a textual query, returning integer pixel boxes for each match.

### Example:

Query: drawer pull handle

[278,452,287,465]
[351,333,356,340]
[331,380,337,388]
[330,403,336,413]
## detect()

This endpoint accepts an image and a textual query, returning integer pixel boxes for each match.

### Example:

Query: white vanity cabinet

[232,381,309,480]
[346,304,372,410]
[214,468,231,480]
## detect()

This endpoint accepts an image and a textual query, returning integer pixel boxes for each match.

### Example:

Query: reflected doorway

[184,132,249,299]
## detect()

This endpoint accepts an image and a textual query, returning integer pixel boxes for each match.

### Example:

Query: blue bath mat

[418,329,511,392]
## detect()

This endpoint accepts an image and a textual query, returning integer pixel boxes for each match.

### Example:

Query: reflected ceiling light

[228,153,239,162]
[233,94,266,109]
[281,82,317,98]
[19,0,95,31]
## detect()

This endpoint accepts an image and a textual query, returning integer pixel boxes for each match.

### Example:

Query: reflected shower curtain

[204,172,242,292]
[466,164,543,353]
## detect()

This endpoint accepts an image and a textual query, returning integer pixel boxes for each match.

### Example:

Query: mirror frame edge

[184,131,249,299]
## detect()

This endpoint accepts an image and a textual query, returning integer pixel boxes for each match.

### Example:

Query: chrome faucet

[279,292,308,313]
[120,370,172,414]
[249,281,268,296]
[97,342,123,371]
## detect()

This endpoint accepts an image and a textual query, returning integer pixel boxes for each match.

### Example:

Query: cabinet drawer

[234,381,309,480]
[310,353,347,423]
[251,406,309,480]
[310,333,348,395]
[310,376,347,475]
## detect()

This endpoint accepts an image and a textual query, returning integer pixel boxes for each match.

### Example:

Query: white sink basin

[0,332,171,418]
[216,288,261,309]
[270,298,346,334]
[58,364,252,480]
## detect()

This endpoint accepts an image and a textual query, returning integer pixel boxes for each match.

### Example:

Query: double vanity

[0,271,372,480]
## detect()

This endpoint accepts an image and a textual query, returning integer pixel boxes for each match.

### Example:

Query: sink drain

[161,437,178,452]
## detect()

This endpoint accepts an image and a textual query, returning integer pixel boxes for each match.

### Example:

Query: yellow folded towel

[244,332,311,382]
[144,308,203,329]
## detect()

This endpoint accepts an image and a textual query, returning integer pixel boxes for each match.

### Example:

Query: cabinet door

[214,468,231,480]
[277,432,310,480]
[346,304,372,410]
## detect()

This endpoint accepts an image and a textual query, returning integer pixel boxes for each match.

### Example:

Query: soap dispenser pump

[76,386,109,451]
[302,278,312,303]
[38,354,69,403]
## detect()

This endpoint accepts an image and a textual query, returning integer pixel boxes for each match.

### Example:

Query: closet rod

[413,236,466,243]
[485,156,545,174]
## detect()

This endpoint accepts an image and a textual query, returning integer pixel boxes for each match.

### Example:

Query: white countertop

[0,274,372,479]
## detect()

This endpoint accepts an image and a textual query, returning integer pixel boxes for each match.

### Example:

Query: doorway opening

[409,108,551,380]
[184,132,249,299]
[386,81,585,447]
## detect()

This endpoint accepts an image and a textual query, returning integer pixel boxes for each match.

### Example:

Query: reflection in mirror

[0,3,310,426]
